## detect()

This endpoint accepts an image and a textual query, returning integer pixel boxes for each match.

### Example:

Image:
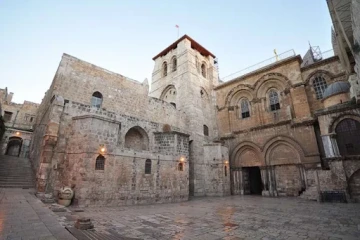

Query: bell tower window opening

[162,62,168,77]
[172,57,177,72]
[201,63,206,78]
[203,125,209,136]
[269,90,280,111]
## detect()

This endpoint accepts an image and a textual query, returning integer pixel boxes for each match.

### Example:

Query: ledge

[72,115,121,124]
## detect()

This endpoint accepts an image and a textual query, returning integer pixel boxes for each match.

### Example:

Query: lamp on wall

[179,156,186,163]
[99,145,106,154]
[224,160,229,165]
[15,131,20,136]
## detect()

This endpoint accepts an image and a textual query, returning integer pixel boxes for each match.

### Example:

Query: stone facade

[215,52,360,202]
[29,42,229,206]
[3,2,359,205]
[0,88,38,158]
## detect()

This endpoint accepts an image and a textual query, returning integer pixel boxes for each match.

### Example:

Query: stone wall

[214,55,347,197]
[31,95,190,206]
[301,57,346,113]
[351,0,360,102]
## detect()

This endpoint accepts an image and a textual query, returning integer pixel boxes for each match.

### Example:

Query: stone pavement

[0,188,76,240]
[53,195,360,240]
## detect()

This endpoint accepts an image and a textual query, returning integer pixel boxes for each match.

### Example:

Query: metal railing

[221,49,296,82]
[319,49,335,60]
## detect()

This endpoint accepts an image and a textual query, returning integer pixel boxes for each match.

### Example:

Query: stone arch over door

[264,136,305,196]
[348,169,360,202]
[230,141,263,195]
[124,126,149,151]
[6,137,23,157]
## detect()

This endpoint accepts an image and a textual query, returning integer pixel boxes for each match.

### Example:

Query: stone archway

[231,143,264,196]
[265,141,303,196]
[349,169,360,202]
[6,137,23,157]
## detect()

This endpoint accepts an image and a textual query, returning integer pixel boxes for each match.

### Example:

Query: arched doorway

[349,170,360,202]
[232,145,263,195]
[6,137,23,157]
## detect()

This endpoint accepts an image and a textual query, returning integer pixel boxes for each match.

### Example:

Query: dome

[322,81,350,99]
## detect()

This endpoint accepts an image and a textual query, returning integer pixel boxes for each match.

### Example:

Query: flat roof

[152,34,216,60]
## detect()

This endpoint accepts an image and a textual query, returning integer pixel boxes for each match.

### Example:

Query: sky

[0,0,333,104]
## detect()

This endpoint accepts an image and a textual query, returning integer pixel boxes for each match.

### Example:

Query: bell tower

[150,35,227,196]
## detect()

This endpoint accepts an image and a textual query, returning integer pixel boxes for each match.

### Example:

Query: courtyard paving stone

[0,188,76,240]
[53,195,360,240]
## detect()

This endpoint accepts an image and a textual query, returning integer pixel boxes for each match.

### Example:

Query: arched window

[172,57,177,72]
[203,125,209,136]
[335,119,360,156]
[162,62,168,77]
[95,155,105,170]
[313,76,327,99]
[145,159,151,174]
[91,91,103,108]
[201,63,206,78]
[178,162,184,171]
[269,90,280,111]
[240,99,250,119]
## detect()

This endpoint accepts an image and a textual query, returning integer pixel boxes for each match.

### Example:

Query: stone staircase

[0,155,35,188]
[299,185,318,201]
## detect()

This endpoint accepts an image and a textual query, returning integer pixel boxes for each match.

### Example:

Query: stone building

[0,88,38,158]
[29,40,229,206]
[0,1,357,205]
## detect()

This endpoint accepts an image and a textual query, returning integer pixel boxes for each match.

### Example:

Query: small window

[269,90,280,111]
[201,64,206,78]
[170,102,176,108]
[163,62,168,77]
[224,166,227,176]
[313,76,327,100]
[203,125,209,136]
[95,155,105,170]
[240,99,250,119]
[178,162,184,171]
[30,117,34,122]
[3,111,13,122]
[172,57,177,72]
[145,159,151,174]
[91,91,103,108]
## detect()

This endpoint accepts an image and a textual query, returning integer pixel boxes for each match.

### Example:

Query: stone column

[321,134,340,158]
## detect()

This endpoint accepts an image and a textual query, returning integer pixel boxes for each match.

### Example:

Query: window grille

[240,99,250,118]
[91,92,103,108]
[335,119,360,155]
[95,155,105,170]
[313,76,327,99]
[269,90,280,111]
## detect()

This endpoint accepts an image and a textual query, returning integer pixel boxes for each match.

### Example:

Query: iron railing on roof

[221,49,296,82]
[320,49,335,60]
